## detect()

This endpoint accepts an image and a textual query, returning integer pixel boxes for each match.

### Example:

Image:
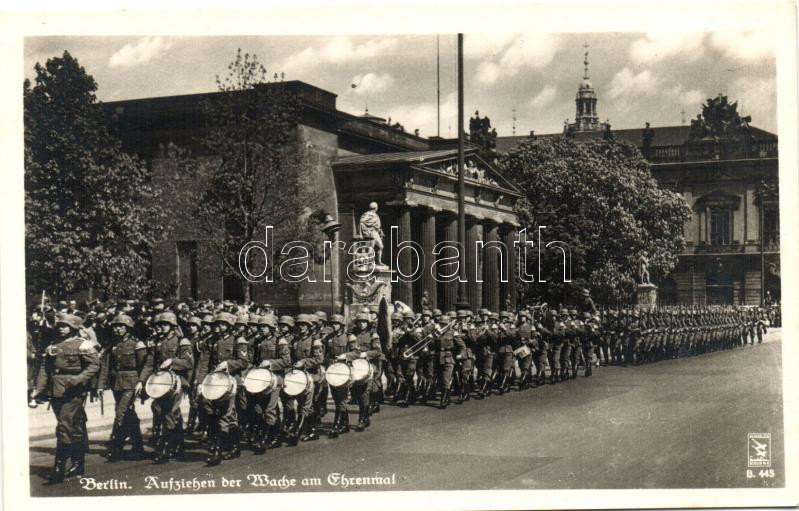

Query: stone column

[417,206,438,311]
[439,213,459,312]
[501,225,518,311]
[392,206,414,308]
[482,221,500,312]
[465,217,483,311]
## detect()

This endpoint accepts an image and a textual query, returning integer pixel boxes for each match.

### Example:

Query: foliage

[500,136,691,305]
[24,51,166,300]
[183,49,322,301]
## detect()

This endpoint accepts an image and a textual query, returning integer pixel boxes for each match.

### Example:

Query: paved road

[30,330,784,496]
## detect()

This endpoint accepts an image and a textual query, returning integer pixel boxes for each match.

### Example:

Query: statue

[420,290,430,309]
[642,122,654,150]
[359,202,385,266]
[602,121,614,141]
[637,254,650,285]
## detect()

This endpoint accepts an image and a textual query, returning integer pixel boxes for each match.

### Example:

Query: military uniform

[345,314,382,431]
[35,314,100,483]
[250,314,290,452]
[325,314,355,435]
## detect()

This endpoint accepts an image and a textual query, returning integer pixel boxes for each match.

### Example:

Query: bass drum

[243,367,276,394]
[201,372,236,402]
[351,358,374,384]
[145,370,178,399]
[283,369,313,397]
[325,362,353,389]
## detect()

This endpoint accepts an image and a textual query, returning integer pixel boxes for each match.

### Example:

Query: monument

[635,253,657,311]
[345,202,393,311]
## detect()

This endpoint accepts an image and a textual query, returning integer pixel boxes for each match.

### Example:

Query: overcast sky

[24,32,776,137]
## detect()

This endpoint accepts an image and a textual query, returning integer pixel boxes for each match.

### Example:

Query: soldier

[515,310,535,389]
[34,313,100,484]
[97,314,148,461]
[416,309,436,402]
[385,311,404,399]
[433,311,465,408]
[250,314,290,452]
[324,314,354,436]
[343,312,382,430]
[294,316,326,442]
[183,316,204,436]
[197,312,251,466]
[396,311,420,406]
[455,310,477,403]
[281,314,321,445]
[139,311,193,464]
[548,309,566,383]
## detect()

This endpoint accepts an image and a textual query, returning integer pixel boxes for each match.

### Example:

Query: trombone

[402,319,458,359]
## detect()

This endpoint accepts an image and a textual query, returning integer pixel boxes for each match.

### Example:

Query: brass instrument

[402,319,458,359]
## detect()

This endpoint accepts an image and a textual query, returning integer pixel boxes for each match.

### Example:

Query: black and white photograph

[2,2,797,509]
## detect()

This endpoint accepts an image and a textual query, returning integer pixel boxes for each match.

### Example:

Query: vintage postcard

[1,1,797,510]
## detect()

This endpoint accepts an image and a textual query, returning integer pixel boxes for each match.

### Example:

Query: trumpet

[402,319,458,359]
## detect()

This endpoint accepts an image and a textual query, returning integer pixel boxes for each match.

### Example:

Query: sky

[24,32,777,137]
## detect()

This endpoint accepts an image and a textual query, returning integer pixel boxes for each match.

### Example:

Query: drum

[351,358,373,384]
[243,368,276,394]
[513,345,532,358]
[283,369,313,397]
[145,370,178,399]
[201,372,236,402]
[325,362,353,388]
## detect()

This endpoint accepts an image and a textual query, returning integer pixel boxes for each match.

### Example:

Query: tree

[24,51,166,300]
[187,49,322,302]
[500,136,691,305]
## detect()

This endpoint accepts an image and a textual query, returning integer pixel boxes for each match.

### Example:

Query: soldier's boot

[354,403,368,432]
[172,426,186,461]
[438,386,449,409]
[127,421,146,460]
[104,424,122,462]
[206,427,223,467]
[47,443,70,484]
[328,411,341,439]
[149,422,161,446]
[153,431,170,464]
[64,443,86,479]
[186,408,197,436]
[222,427,241,460]
[286,416,304,446]
[252,424,267,454]
[266,423,282,449]
[301,415,320,442]
[585,363,593,377]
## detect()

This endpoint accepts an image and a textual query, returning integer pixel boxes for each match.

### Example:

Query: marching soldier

[433,311,465,408]
[343,312,382,430]
[138,311,193,464]
[325,314,354,436]
[250,314,290,452]
[35,313,100,484]
[396,311,420,406]
[97,314,148,461]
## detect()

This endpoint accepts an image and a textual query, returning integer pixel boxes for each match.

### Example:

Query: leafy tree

[187,49,322,302]
[24,51,166,301]
[500,136,691,305]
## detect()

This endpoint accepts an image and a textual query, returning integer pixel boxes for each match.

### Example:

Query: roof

[333,148,478,167]
[495,124,777,154]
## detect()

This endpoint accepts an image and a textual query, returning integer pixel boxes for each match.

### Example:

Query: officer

[98,313,148,461]
[197,312,251,466]
[35,313,100,484]
[139,311,193,464]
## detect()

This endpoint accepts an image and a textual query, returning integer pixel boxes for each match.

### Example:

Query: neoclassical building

[496,51,780,306]
[107,81,522,313]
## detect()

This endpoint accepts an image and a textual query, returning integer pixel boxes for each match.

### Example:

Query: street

[29,330,784,496]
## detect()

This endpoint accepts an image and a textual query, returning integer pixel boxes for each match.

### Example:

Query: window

[710,207,731,245]
[763,207,779,244]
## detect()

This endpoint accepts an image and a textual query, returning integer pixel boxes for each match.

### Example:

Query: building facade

[107,81,522,313]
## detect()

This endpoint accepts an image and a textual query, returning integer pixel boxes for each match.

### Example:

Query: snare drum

[351,358,373,384]
[145,370,179,399]
[243,368,276,394]
[201,372,237,402]
[513,345,532,358]
[325,362,353,389]
[283,369,313,397]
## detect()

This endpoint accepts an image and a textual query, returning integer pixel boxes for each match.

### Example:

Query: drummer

[138,311,194,464]
[325,314,355,437]
[196,312,251,466]
[250,314,290,453]
[282,314,322,445]
[340,312,382,431]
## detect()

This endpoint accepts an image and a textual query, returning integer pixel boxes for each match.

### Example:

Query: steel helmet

[330,314,346,326]
[214,312,236,326]
[259,314,278,328]
[278,315,295,328]
[110,314,135,329]
[354,312,370,322]
[156,311,178,326]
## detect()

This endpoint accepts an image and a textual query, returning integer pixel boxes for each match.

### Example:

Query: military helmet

[354,312,370,323]
[433,308,443,317]
[489,312,499,320]
[391,312,403,322]
[456,310,470,319]
[312,339,323,348]
[559,308,569,316]
[201,314,215,324]
[499,311,511,320]
[447,310,457,319]
[235,314,249,326]
[187,316,203,327]
[296,314,313,326]
[278,315,295,328]
[110,313,135,329]
[519,310,531,319]
[259,314,278,328]
[478,308,490,317]
[569,309,578,316]
[156,311,178,326]
[248,314,261,324]
[330,314,346,325]
[315,311,328,322]
[581,288,590,296]
[402,311,415,320]
[421,309,432,317]
[214,312,236,326]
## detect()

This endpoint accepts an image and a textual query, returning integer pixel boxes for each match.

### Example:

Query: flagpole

[437,35,441,138]
[455,33,469,311]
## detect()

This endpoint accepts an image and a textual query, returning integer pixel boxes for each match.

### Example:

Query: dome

[580,78,593,89]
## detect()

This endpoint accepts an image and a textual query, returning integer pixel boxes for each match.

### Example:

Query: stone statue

[359,202,385,265]
[637,254,650,285]
[421,290,430,309]
[642,122,654,149]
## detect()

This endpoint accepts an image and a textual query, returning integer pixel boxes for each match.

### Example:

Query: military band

[29,295,780,484]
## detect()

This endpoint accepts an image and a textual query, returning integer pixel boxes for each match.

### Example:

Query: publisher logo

[748,433,771,468]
